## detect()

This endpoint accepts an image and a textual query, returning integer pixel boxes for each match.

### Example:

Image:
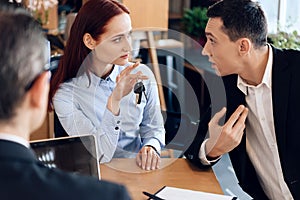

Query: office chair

[54,112,68,138]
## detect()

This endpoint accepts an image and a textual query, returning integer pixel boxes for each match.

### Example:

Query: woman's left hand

[136,146,160,170]
[107,62,147,115]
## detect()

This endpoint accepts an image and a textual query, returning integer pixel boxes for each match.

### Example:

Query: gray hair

[0,6,48,120]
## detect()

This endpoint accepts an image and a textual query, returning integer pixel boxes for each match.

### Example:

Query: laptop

[30,134,101,179]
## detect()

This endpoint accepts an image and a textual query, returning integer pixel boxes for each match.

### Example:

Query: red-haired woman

[49,0,165,171]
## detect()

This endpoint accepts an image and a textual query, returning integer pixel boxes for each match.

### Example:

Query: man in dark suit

[0,6,131,200]
[184,0,300,199]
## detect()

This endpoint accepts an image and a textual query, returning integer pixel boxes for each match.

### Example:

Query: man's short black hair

[207,0,268,48]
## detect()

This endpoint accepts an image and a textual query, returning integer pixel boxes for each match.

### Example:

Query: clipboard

[151,186,237,200]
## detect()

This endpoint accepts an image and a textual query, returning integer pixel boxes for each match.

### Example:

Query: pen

[142,191,165,200]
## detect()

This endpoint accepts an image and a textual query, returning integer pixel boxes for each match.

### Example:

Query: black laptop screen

[30,135,100,179]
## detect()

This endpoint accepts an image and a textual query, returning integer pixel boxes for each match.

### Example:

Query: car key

[134,81,145,104]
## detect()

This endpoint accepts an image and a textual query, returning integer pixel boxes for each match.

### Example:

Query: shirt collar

[237,44,273,95]
[86,64,126,86]
[108,64,122,83]
[107,62,135,82]
[0,133,30,148]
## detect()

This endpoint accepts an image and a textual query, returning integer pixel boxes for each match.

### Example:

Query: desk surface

[100,158,222,200]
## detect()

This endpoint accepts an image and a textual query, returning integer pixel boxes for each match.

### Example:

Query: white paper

[156,186,235,200]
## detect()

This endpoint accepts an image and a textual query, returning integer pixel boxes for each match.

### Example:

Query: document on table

[155,186,237,200]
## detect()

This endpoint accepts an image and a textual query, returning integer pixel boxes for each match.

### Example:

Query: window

[259,0,300,33]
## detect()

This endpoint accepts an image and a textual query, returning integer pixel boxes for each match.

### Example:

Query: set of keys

[134,81,148,104]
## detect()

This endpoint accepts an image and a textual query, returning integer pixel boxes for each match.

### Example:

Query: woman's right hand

[107,62,148,115]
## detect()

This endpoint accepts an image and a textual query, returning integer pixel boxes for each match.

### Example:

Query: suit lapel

[271,47,291,158]
[223,75,249,180]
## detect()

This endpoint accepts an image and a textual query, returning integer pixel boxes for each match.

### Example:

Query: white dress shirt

[237,45,293,200]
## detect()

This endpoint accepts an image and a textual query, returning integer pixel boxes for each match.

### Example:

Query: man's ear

[83,33,97,50]
[29,71,50,108]
[238,38,251,55]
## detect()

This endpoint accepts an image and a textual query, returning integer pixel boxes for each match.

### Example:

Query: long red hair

[48,0,130,110]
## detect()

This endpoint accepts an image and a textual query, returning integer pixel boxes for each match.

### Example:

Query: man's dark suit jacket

[185,46,300,199]
[0,139,131,200]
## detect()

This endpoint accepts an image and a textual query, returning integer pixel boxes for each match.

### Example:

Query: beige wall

[122,0,169,30]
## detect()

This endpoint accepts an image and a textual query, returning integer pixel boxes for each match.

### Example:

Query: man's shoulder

[56,172,129,198]
[0,156,130,200]
[272,46,300,61]
[271,46,300,76]
[31,165,131,199]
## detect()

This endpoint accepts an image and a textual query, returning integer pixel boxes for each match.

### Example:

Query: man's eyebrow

[205,32,216,39]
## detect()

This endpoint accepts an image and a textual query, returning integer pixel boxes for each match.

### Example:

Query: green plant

[182,7,208,39]
[268,30,300,50]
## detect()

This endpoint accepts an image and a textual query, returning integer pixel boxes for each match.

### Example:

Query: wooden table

[100,158,222,200]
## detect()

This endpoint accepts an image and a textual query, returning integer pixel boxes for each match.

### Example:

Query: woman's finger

[119,62,140,77]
